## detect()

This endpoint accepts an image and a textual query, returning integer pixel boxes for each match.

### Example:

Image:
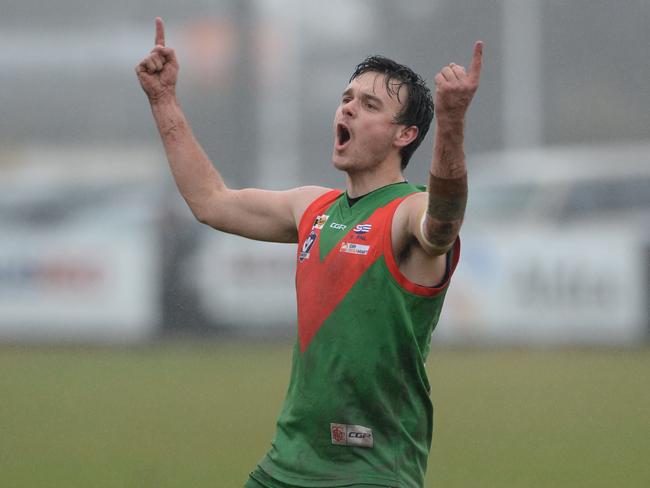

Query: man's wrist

[149,91,178,108]
[435,111,465,129]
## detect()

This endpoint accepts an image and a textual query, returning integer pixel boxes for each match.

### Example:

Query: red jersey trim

[382,196,461,297]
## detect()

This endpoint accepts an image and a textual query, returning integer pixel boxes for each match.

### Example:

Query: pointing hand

[135,17,180,104]
[434,41,483,122]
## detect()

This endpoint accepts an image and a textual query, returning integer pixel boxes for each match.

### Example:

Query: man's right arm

[136,18,328,243]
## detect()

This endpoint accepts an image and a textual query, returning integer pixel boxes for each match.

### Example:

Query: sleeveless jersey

[257,182,461,488]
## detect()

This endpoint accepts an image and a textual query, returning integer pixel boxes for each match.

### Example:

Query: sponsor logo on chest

[339,242,370,255]
[354,223,372,234]
[329,222,347,230]
[350,223,372,241]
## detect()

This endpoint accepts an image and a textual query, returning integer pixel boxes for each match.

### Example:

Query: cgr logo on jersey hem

[340,242,370,255]
[330,423,373,448]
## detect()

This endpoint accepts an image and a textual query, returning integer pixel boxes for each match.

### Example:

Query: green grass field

[1,343,649,488]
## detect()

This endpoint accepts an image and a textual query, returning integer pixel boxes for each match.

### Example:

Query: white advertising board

[0,224,160,342]
[191,232,297,329]
[439,228,647,345]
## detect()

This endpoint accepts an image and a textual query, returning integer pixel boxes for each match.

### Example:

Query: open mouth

[336,123,351,149]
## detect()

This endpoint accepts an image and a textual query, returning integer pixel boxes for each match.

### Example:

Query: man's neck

[345,164,405,199]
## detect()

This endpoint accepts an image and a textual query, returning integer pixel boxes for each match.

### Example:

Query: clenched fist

[135,17,179,104]
[434,41,483,122]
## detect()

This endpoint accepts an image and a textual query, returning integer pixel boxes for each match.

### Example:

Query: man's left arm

[415,41,483,256]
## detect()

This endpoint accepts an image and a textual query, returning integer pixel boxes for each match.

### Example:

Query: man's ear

[395,125,419,148]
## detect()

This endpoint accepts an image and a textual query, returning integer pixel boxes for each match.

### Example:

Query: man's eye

[365,102,376,110]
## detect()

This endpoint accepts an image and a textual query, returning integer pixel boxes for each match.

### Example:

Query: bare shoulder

[291,185,333,200]
[393,191,428,233]
[288,185,334,225]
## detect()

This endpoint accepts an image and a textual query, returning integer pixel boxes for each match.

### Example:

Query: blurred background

[1,0,649,487]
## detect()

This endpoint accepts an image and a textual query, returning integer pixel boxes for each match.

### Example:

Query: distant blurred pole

[502,0,542,148]
[234,0,259,185]
[254,0,302,189]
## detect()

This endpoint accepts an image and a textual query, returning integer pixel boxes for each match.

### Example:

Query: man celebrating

[137,17,482,488]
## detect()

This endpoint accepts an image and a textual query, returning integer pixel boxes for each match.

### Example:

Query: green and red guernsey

[258,182,460,488]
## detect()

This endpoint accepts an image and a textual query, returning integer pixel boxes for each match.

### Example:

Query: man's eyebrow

[341,87,384,105]
[361,92,383,105]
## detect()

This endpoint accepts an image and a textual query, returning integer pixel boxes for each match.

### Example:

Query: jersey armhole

[297,189,343,239]
[383,197,461,297]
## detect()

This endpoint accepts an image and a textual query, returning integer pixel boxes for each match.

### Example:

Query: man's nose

[342,100,355,117]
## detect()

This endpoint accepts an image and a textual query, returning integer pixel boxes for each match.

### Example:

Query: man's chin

[332,153,352,172]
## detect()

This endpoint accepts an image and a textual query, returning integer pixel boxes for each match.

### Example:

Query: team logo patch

[313,214,329,230]
[299,230,318,262]
[340,242,370,255]
[353,223,372,234]
[330,423,374,448]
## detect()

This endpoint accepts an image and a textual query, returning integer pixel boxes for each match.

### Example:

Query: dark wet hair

[350,55,434,170]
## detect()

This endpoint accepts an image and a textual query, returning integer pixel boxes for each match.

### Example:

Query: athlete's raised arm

[136,18,329,243]
[402,42,482,257]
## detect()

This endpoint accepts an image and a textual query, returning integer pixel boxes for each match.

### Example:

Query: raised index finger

[155,17,165,47]
[468,41,483,83]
